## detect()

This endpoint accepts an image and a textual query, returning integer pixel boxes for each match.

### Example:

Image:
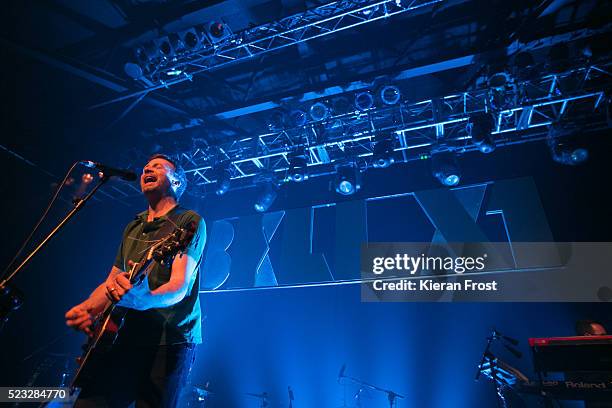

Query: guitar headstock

[150,221,197,266]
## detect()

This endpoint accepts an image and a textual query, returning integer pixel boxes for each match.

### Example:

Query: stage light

[488,72,511,90]
[513,51,535,80]
[380,85,401,105]
[547,124,589,166]
[267,111,286,131]
[82,173,94,184]
[215,167,232,196]
[157,34,180,57]
[361,5,379,16]
[290,110,308,127]
[180,28,201,50]
[135,42,158,64]
[431,152,461,187]
[372,136,395,168]
[206,21,232,43]
[254,182,278,212]
[209,22,225,37]
[470,112,496,154]
[331,96,354,115]
[354,91,374,111]
[334,163,361,195]
[124,63,144,80]
[287,152,309,182]
[309,102,330,121]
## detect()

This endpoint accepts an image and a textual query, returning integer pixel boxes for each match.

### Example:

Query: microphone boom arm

[0,174,110,323]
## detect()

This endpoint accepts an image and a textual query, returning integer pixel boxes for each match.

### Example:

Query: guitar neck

[128,258,156,284]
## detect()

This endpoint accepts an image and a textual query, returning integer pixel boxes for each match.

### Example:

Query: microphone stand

[340,372,405,408]
[0,175,110,329]
[475,329,516,408]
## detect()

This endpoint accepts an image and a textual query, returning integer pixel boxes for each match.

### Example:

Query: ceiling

[1,0,610,201]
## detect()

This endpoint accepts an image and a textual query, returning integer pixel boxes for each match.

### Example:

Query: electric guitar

[70,222,196,390]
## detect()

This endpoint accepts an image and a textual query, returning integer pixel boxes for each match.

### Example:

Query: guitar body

[71,302,129,388]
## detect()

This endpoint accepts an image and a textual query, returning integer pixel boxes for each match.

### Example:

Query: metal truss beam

[92,0,445,108]
[179,63,611,192]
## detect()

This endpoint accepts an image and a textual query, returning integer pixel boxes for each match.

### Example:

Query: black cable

[1,161,80,279]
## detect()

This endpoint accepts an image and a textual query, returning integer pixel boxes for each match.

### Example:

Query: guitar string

[126,216,184,260]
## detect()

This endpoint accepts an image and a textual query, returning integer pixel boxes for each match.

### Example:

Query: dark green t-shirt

[113,205,205,345]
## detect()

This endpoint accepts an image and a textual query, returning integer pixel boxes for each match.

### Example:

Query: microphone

[502,335,519,346]
[80,161,137,181]
[503,344,523,359]
[338,364,346,381]
[493,329,519,346]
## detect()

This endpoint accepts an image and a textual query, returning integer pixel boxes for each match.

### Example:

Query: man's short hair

[575,319,600,336]
[147,154,187,200]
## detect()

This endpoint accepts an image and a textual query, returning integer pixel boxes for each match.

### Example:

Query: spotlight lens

[291,110,307,127]
[444,174,460,186]
[571,148,588,164]
[380,86,401,105]
[185,32,198,48]
[479,143,495,154]
[254,186,277,212]
[338,180,354,195]
[210,22,225,37]
[355,92,374,111]
[374,158,393,168]
[254,203,265,212]
[310,102,329,121]
[160,41,172,55]
[216,178,230,195]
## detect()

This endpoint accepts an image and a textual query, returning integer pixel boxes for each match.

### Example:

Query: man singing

[65,154,206,407]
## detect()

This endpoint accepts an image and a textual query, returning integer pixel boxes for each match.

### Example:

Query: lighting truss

[100,0,444,107]
[178,62,611,193]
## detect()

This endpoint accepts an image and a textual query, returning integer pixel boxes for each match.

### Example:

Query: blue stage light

[338,180,354,194]
[334,163,361,195]
[267,110,286,131]
[290,110,308,127]
[551,145,589,165]
[380,85,401,105]
[372,136,395,168]
[215,168,232,196]
[431,152,461,187]
[180,28,201,50]
[470,112,496,154]
[287,153,309,182]
[443,174,460,186]
[309,102,330,121]
[254,183,278,212]
[354,91,374,111]
[157,33,180,57]
[547,123,589,166]
[570,148,589,163]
